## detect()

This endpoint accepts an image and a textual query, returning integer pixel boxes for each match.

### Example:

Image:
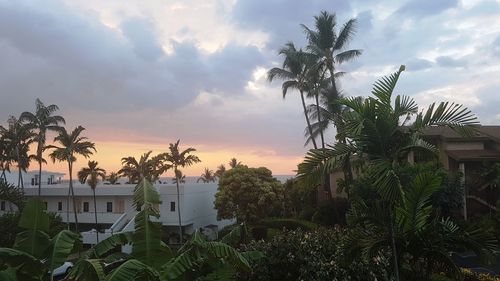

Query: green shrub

[238,228,390,281]
[298,205,315,220]
[260,217,318,231]
[311,197,350,226]
[0,211,65,247]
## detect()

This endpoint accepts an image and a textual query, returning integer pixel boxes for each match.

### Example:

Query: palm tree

[20,99,65,196]
[197,168,216,183]
[301,11,362,102]
[214,164,226,179]
[0,137,13,184]
[78,160,106,242]
[119,151,166,184]
[268,43,318,149]
[0,116,36,189]
[161,140,201,243]
[172,169,186,185]
[106,171,121,185]
[228,158,241,169]
[47,126,96,232]
[298,66,478,280]
[304,84,345,146]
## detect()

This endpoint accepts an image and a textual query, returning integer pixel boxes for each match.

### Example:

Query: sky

[0,0,500,178]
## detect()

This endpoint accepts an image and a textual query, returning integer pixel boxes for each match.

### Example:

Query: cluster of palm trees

[268,11,361,150]
[0,99,98,233]
[118,140,201,243]
[196,157,242,183]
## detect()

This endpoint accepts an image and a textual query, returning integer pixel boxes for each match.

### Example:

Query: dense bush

[238,228,390,281]
[432,269,500,281]
[0,211,65,247]
[311,197,350,226]
[260,217,318,231]
[214,166,284,223]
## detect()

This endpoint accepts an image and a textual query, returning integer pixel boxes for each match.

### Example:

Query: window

[170,202,175,212]
[44,202,47,210]
[58,202,63,211]
[106,202,113,213]
[31,178,35,186]
[83,202,89,212]
[0,201,5,211]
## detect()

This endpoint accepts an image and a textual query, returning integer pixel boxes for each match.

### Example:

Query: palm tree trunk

[66,181,70,230]
[38,158,42,196]
[175,169,183,244]
[69,162,79,233]
[389,208,400,281]
[93,188,99,243]
[315,93,325,148]
[300,90,317,149]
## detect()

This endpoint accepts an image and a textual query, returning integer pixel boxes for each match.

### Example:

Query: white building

[0,170,233,244]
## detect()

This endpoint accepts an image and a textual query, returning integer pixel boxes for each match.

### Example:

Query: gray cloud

[405,58,433,72]
[395,0,458,18]
[435,56,468,68]
[231,0,352,49]
[121,18,165,61]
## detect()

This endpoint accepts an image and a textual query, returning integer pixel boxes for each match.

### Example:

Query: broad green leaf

[18,198,49,232]
[0,247,45,278]
[85,232,133,259]
[106,259,159,281]
[47,230,81,272]
[67,259,106,281]
[13,229,50,258]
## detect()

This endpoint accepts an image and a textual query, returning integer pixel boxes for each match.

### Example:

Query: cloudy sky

[1,0,500,177]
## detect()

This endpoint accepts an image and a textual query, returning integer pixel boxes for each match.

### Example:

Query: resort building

[0,171,233,244]
[327,126,500,218]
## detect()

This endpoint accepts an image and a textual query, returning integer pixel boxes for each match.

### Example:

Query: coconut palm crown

[47,126,96,232]
[20,98,65,196]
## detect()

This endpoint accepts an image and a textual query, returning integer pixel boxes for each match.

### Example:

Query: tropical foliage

[215,166,283,223]
[64,179,261,281]
[78,160,106,242]
[159,140,201,243]
[119,151,166,184]
[0,198,81,281]
[20,98,65,196]
[239,228,389,281]
[297,66,494,280]
[47,126,96,232]
[197,167,216,183]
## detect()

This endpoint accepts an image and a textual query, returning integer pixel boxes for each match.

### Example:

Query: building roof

[446,149,500,161]
[422,126,500,143]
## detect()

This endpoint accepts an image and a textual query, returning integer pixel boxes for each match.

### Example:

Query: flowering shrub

[462,269,500,281]
[238,228,390,281]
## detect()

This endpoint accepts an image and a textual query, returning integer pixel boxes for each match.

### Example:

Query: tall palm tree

[78,160,106,242]
[197,168,216,183]
[304,84,345,146]
[0,116,36,189]
[119,151,166,184]
[302,11,361,150]
[301,11,362,100]
[20,99,65,196]
[47,126,95,232]
[268,43,318,149]
[214,164,226,179]
[228,158,241,169]
[161,140,201,243]
[172,169,186,185]
[0,136,14,183]
[298,66,478,280]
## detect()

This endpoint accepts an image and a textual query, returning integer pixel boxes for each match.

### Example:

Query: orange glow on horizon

[40,140,301,179]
